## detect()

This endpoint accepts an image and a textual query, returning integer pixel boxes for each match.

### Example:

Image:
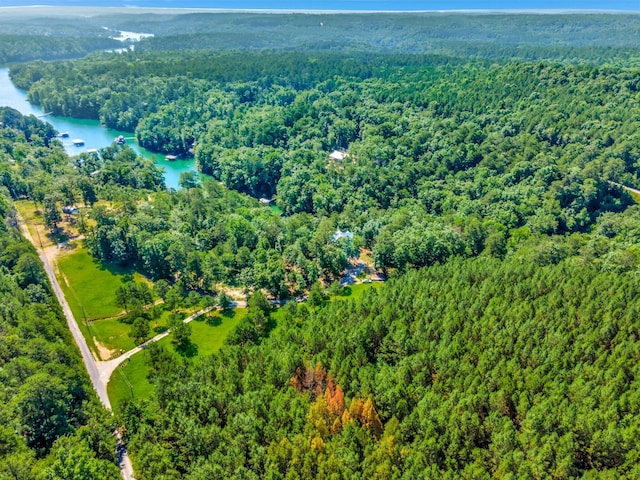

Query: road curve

[16,213,135,480]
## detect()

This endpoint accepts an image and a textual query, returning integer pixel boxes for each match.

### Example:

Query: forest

[2,8,640,480]
[122,255,640,479]
[9,50,640,284]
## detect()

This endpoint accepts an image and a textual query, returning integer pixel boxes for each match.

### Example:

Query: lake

[0,68,196,190]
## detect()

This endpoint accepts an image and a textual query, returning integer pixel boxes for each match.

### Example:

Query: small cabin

[329,150,347,161]
[62,206,78,215]
[331,229,354,242]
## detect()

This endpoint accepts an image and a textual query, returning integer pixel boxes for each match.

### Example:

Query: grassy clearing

[88,308,174,355]
[335,281,384,301]
[185,308,246,357]
[269,204,283,215]
[56,247,145,320]
[88,318,135,355]
[108,308,246,411]
[108,353,154,413]
[56,246,152,357]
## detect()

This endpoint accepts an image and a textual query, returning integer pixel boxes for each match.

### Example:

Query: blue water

[2,1,639,10]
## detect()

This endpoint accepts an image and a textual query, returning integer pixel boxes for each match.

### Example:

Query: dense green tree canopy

[3,11,640,479]
[122,254,640,479]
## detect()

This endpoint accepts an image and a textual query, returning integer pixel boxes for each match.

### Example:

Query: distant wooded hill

[1,11,640,65]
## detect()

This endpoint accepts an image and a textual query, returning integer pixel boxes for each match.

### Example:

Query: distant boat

[115,135,126,144]
[58,132,69,138]
[165,155,178,161]
[73,139,85,146]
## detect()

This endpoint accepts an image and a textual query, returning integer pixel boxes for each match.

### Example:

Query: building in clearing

[329,150,347,161]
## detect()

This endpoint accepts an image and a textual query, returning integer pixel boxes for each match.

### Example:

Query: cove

[0,68,196,190]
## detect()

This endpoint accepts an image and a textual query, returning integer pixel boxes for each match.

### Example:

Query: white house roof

[329,150,347,161]
[332,229,354,241]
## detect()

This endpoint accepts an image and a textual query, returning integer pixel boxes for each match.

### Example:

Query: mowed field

[55,245,152,357]
[57,246,145,319]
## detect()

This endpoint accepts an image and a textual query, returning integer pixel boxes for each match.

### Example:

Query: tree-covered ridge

[123,255,640,479]
[0,35,121,65]
[0,111,119,479]
[79,12,640,65]
[3,11,640,67]
[0,11,123,65]
[10,51,454,123]
[5,11,640,60]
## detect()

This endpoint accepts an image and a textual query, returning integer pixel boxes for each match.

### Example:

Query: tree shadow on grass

[47,227,72,245]
[61,241,79,252]
[175,340,198,358]
[93,255,137,278]
[206,315,222,327]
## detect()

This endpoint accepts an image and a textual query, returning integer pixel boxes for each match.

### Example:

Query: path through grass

[108,308,246,412]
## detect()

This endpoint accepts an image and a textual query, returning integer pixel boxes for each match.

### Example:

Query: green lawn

[56,246,152,356]
[184,309,245,356]
[88,318,135,355]
[334,281,384,301]
[108,308,246,412]
[57,246,144,320]
[108,353,154,412]
[87,310,176,355]
[269,204,283,215]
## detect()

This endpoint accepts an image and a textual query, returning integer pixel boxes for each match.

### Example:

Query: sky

[1,0,639,9]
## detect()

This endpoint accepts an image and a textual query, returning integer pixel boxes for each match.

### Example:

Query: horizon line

[2,5,640,14]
